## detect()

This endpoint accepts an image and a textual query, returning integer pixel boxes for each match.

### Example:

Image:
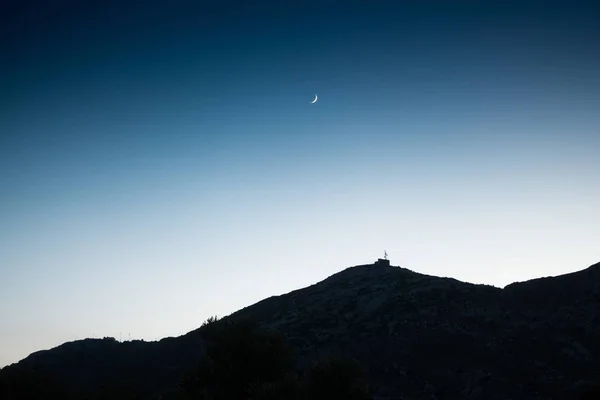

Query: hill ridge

[3,260,600,399]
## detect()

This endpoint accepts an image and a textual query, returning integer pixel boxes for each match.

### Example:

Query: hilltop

[2,260,600,399]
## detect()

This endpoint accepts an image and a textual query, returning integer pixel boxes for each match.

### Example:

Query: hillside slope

[3,261,600,399]
[229,262,600,399]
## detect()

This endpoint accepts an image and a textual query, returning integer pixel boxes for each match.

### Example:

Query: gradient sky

[1,0,599,367]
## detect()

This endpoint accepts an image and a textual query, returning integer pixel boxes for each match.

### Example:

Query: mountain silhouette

[2,260,600,399]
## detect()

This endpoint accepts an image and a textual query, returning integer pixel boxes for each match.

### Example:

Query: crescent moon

[310,94,318,104]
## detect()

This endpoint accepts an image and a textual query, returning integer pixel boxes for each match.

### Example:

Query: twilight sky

[1,0,599,366]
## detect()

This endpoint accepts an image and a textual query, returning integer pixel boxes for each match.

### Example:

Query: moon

[310,94,318,104]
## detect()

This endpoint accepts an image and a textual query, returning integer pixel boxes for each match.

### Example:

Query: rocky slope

[3,260,600,399]
[228,261,600,399]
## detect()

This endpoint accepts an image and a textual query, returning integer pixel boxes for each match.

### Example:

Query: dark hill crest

[3,260,600,399]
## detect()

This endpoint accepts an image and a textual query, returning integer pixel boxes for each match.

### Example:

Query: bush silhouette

[200,315,219,328]
[181,318,295,399]
[181,317,371,400]
[0,317,372,400]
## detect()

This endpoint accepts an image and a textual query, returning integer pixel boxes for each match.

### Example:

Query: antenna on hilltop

[384,250,388,260]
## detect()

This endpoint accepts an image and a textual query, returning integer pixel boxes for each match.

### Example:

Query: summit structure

[374,250,390,267]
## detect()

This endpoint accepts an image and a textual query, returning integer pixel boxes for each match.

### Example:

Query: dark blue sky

[1,0,599,366]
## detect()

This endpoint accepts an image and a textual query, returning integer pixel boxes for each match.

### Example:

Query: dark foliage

[3,260,600,399]
[0,364,74,400]
[180,317,372,400]
[0,316,372,400]
[181,317,296,399]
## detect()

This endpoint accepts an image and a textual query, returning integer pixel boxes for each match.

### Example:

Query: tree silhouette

[181,317,295,399]
[0,317,372,400]
[180,317,371,400]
